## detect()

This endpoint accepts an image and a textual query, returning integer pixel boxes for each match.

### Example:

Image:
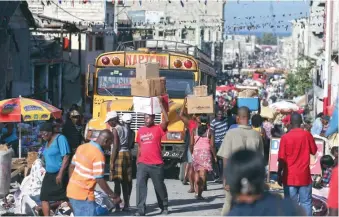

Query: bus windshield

[97,68,194,98]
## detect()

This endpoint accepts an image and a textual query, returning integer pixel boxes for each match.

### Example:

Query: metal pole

[323,0,333,115]
[113,1,118,34]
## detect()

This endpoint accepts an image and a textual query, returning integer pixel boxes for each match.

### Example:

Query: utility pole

[113,0,119,50]
[323,0,333,115]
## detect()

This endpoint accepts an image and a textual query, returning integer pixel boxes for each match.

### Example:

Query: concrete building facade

[0,2,35,100]
[116,1,224,72]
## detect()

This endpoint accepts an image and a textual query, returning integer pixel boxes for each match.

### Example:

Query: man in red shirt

[278,112,317,216]
[179,97,198,191]
[135,97,169,216]
[328,166,338,216]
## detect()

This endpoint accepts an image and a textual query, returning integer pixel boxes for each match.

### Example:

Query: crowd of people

[179,96,338,216]
[1,83,338,216]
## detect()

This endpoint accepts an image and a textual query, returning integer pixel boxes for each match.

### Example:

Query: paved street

[100,179,225,216]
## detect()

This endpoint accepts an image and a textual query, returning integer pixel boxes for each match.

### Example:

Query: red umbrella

[216,85,235,92]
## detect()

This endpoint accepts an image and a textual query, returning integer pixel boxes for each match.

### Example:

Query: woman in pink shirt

[190,114,217,200]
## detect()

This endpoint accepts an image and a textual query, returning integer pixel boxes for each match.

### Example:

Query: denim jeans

[283,184,312,216]
[69,198,96,216]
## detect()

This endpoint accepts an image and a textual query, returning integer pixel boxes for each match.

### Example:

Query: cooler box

[237,97,259,111]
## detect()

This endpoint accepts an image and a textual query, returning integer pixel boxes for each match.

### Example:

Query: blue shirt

[228,193,301,216]
[2,127,18,143]
[43,134,71,173]
[311,118,323,135]
[210,119,228,145]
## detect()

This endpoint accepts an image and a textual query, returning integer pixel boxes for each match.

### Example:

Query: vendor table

[11,158,26,178]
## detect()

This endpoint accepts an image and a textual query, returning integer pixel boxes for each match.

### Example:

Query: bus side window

[200,72,205,86]
[206,75,213,95]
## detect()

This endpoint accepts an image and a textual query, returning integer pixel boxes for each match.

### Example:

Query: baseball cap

[104,111,118,123]
[70,110,80,117]
[122,113,132,124]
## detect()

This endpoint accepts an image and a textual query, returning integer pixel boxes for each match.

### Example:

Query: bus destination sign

[125,53,169,68]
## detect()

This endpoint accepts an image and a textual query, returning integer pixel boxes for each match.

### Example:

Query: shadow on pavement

[108,194,224,216]
[143,194,224,215]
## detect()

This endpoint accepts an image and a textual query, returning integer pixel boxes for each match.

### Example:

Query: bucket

[0,149,13,198]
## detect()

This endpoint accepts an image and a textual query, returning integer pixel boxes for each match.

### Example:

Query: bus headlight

[166,132,181,140]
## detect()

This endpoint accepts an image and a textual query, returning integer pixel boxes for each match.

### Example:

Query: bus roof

[116,39,213,66]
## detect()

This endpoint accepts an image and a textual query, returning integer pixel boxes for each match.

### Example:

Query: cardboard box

[133,94,169,114]
[131,77,166,97]
[0,144,8,151]
[136,63,160,79]
[187,95,214,114]
[193,85,208,97]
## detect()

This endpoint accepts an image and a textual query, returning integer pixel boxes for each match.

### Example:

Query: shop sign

[125,53,168,68]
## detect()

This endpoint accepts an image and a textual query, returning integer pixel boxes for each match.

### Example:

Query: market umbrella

[0,96,62,158]
[216,85,235,92]
[269,101,300,113]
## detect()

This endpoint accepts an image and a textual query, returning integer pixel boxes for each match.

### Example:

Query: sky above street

[224,0,310,33]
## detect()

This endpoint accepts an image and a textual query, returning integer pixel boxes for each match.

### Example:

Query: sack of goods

[187,85,214,114]
[238,89,258,98]
[131,63,168,114]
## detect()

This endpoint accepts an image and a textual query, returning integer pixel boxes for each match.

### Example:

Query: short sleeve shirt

[210,119,228,144]
[43,134,71,173]
[188,120,198,133]
[278,128,317,186]
[327,166,338,209]
[136,125,166,165]
[217,125,264,160]
[67,141,105,201]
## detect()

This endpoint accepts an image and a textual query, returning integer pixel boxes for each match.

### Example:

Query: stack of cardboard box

[187,85,214,114]
[131,63,168,114]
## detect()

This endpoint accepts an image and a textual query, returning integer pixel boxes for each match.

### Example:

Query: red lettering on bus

[138,55,145,63]
[125,54,168,68]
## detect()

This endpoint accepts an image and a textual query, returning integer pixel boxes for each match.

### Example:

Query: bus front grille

[115,111,161,131]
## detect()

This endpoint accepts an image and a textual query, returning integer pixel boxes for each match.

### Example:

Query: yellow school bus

[85,40,216,169]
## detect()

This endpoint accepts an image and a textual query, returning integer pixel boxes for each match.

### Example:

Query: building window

[166,30,175,36]
[95,36,104,50]
[106,13,109,26]
[181,29,187,39]
[159,31,164,37]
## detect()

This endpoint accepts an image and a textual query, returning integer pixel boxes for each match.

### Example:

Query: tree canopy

[256,33,277,45]
[285,56,315,96]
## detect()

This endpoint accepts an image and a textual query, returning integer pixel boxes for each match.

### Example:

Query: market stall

[0,96,62,158]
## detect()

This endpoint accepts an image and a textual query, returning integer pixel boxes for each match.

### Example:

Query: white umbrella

[269,101,300,112]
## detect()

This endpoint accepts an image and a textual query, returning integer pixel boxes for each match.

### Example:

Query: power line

[50,0,85,21]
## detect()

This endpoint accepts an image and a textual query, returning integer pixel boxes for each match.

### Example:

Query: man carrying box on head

[134,96,170,216]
